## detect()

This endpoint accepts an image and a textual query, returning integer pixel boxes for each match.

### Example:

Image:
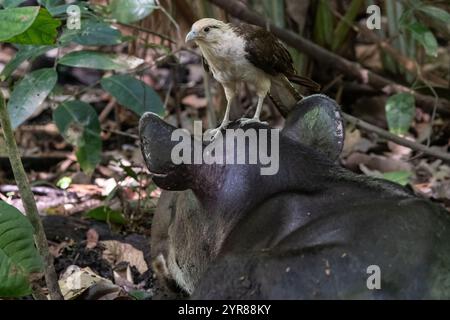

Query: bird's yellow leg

[208,86,234,140]
[239,95,268,126]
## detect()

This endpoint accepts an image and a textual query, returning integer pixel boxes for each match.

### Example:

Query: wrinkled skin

[140,95,450,299]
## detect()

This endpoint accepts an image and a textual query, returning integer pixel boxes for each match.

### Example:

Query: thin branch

[115,22,176,44]
[0,91,63,300]
[104,129,139,140]
[343,113,450,163]
[155,1,182,44]
[208,0,450,116]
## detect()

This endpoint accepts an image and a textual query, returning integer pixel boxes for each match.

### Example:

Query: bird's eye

[204,27,210,33]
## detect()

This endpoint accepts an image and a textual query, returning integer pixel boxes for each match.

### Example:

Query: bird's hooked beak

[185,30,198,43]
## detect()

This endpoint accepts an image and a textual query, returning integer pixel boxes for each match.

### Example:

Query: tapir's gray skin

[140,95,450,299]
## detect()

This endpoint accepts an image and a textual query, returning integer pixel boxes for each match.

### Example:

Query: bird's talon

[207,123,229,140]
[238,118,267,127]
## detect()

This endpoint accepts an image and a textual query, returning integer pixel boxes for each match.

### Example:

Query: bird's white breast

[198,31,267,86]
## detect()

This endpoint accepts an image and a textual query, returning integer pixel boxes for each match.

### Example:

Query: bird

[185,18,320,137]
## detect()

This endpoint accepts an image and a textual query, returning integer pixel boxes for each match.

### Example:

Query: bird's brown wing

[233,23,320,91]
[233,23,295,76]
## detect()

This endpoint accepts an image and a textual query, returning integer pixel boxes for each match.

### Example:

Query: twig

[115,22,176,44]
[343,113,450,163]
[104,129,139,140]
[207,0,450,116]
[155,1,182,44]
[0,92,63,300]
[99,98,117,122]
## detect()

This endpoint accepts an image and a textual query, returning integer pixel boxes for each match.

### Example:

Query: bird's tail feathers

[287,74,321,92]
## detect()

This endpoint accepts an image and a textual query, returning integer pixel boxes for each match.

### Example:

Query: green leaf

[418,5,450,24]
[38,0,88,16]
[85,206,126,225]
[0,201,43,297]
[7,68,57,129]
[37,0,63,6]
[382,171,412,186]
[53,101,102,174]
[59,51,144,71]
[119,162,138,181]
[6,8,61,45]
[101,74,164,116]
[60,20,123,46]
[0,6,40,41]
[313,0,334,47]
[129,290,152,300]
[406,22,438,57]
[331,0,364,52]
[109,0,157,23]
[1,0,27,8]
[0,45,55,81]
[385,93,415,135]
[56,176,72,190]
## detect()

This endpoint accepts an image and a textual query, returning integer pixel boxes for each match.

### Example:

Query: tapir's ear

[282,94,344,161]
[139,112,190,190]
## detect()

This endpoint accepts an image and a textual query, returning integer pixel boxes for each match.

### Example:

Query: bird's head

[185,18,229,44]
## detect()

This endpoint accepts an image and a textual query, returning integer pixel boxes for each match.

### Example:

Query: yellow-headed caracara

[186,18,320,137]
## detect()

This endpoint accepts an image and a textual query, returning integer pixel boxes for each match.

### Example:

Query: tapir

[139,94,450,299]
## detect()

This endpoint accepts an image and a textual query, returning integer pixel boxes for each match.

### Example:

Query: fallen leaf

[58,265,123,300]
[101,240,148,274]
[342,128,375,158]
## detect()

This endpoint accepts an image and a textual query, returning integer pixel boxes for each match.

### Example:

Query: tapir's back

[193,185,450,299]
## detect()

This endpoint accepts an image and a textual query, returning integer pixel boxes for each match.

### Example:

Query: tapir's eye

[204,27,210,33]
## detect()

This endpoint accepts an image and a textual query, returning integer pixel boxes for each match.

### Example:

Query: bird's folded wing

[269,74,303,117]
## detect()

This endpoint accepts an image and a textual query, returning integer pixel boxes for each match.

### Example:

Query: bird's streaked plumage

[186,18,320,136]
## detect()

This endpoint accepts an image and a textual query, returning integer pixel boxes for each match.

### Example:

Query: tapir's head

[139,94,344,193]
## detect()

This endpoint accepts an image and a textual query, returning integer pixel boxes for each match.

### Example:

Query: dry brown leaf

[58,265,122,300]
[101,240,148,274]
[342,128,375,158]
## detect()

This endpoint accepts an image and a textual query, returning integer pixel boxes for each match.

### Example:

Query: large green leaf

[7,68,57,129]
[382,171,412,186]
[6,8,61,45]
[53,101,102,174]
[1,0,27,8]
[418,5,450,24]
[385,93,415,135]
[85,206,126,225]
[59,51,144,71]
[0,45,55,81]
[101,74,164,116]
[0,6,39,41]
[60,20,123,46]
[37,0,63,6]
[407,22,438,57]
[0,201,43,297]
[38,0,88,16]
[110,0,157,23]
